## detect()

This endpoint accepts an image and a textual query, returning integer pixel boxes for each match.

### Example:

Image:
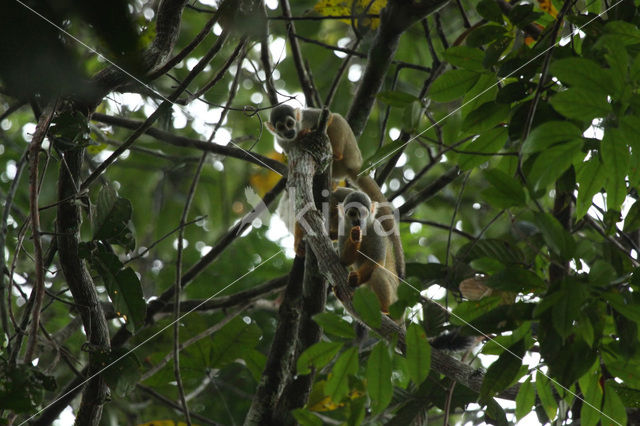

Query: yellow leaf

[248,151,285,196]
[537,0,558,17]
[312,0,387,30]
[308,395,344,412]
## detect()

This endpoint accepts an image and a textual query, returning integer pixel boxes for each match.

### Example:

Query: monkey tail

[353,174,406,279]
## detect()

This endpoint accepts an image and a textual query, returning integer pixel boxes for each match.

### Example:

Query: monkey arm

[339,226,361,265]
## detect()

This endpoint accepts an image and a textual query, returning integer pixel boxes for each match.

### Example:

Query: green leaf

[477,0,504,23]
[602,349,640,388]
[244,349,267,382]
[575,157,606,219]
[484,397,509,426]
[550,57,615,95]
[521,121,582,154]
[361,138,406,174]
[97,348,141,397]
[527,139,583,192]
[467,24,508,47]
[550,88,612,121]
[533,212,576,260]
[429,69,481,102]
[297,341,343,375]
[552,280,588,340]
[443,46,485,71]
[366,342,393,414]
[461,101,510,134]
[405,323,431,386]
[312,313,356,339]
[90,245,146,332]
[353,287,381,328]
[603,381,628,426]
[515,377,535,420]
[457,127,508,170]
[578,364,603,426]
[603,20,640,45]
[456,239,525,265]
[377,90,418,107]
[292,408,323,426]
[602,292,640,324]
[486,266,545,293]
[405,262,449,282]
[209,316,262,368]
[93,185,133,241]
[535,374,558,421]
[325,346,358,402]
[623,201,640,232]
[607,381,640,409]
[480,338,525,399]
[481,168,526,208]
[601,129,630,210]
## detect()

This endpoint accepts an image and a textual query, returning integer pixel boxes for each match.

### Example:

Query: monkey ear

[265,121,276,134]
[338,204,345,216]
[371,202,378,215]
[295,109,302,121]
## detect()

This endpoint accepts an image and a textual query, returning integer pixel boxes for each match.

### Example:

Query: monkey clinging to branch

[266,105,405,278]
[337,191,399,313]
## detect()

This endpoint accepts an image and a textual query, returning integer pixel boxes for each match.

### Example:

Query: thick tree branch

[91,113,286,175]
[347,0,449,137]
[56,147,111,426]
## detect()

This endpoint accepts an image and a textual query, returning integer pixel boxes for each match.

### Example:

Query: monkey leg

[339,226,361,265]
[365,267,399,313]
[294,221,306,257]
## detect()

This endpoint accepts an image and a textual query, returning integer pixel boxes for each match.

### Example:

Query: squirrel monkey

[266,105,405,278]
[337,191,399,313]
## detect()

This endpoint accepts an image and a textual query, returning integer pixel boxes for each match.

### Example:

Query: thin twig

[137,385,222,426]
[24,100,56,363]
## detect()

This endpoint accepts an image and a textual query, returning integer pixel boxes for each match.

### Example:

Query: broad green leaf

[97,348,141,397]
[533,212,576,260]
[297,341,343,375]
[361,138,406,174]
[521,121,582,154]
[601,129,630,210]
[578,363,603,426]
[443,46,485,71]
[429,69,481,102]
[377,90,418,107]
[456,239,525,265]
[535,374,558,421]
[93,185,133,241]
[366,342,393,414]
[552,280,588,340]
[457,127,508,170]
[607,381,640,409]
[481,168,526,208]
[405,262,448,282]
[325,346,358,402]
[603,20,640,45]
[477,0,504,22]
[406,323,431,386]
[462,73,499,116]
[209,316,262,368]
[550,88,611,121]
[550,57,615,95]
[467,24,508,47]
[623,200,640,232]
[451,296,503,325]
[527,139,583,192]
[484,397,509,426]
[91,246,146,332]
[515,377,535,420]
[602,349,640,388]
[480,339,525,399]
[486,266,545,293]
[292,408,323,426]
[602,292,640,324]
[353,287,381,328]
[602,381,628,426]
[576,157,606,219]
[244,349,267,382]
[462,101,510,134]
[313,313,356,339]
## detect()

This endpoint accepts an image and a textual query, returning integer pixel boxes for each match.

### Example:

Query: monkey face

[275,115,297,140]
[345,204,370,228]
